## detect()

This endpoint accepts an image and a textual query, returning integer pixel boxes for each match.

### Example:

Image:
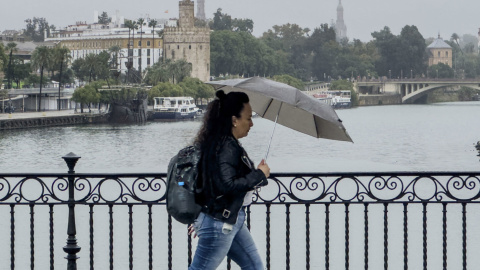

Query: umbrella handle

[264,103,282,162]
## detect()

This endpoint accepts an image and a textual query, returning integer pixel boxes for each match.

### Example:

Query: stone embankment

[0,110,108,130]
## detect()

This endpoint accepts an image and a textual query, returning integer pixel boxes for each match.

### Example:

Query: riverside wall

[0,111,109,130]
[358,94,402,106]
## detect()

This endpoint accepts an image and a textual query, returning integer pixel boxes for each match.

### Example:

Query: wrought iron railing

[0,153,479,269]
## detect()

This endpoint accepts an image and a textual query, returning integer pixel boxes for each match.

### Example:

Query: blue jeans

[188,207,264,270]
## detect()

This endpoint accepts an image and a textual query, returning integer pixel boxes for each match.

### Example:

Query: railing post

[62,152,81,270]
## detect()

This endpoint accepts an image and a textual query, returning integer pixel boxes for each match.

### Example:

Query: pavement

[0,110,104,120]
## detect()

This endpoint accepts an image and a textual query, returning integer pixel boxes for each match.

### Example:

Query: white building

[46,13,175,76]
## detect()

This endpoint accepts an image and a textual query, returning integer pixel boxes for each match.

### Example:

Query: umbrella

[207,77,353,159]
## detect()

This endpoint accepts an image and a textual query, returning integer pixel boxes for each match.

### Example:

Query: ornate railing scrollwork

[0,173,479,205]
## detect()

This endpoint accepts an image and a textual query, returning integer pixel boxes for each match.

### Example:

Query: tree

[210,8,232,31]
[149,82,184,98]
[308,24,338,81]
[372,25,427,78]
[210,30,285,77]
[178,77,214,103]
[31,46,52,111]
[71,84,101,113]
[398,25,427,77]
[5,42,17,89]
[12,61,31,88]
[232,18,254,33]
[124,19,139,83]
[144,59,192,85]
[24,17,52,42]
[52,46,71,110]
[427,63,454,79]
[148,19,158,64]
[272,74,304,90]
[98,12,112,25]
[137,18,146,76]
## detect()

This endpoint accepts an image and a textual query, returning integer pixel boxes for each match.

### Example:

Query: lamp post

[389,70,391,80]
[436,69,439,79]
[411,69,413,79]
[401,70,403,80]
[63,152,81,270]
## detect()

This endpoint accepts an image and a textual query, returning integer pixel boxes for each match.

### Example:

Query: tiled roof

[427,37,451,49]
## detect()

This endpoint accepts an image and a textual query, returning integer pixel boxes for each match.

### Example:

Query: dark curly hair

[194,90,250,186]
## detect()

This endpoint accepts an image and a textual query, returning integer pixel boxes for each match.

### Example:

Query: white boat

[151,97,200,120]
[313,90,351,109]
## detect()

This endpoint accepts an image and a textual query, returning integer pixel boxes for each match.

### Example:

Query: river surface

[0,102,479,270]
[0,101,479,173]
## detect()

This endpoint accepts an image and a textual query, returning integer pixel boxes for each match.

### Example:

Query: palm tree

[53,46,71,110]
[31,46,51,111]
[148,19,158,65]
[108,45,122,80]
[137,18,146,76]
[6,42,17,89]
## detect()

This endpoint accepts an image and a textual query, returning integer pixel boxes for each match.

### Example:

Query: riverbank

[0,110,109,130]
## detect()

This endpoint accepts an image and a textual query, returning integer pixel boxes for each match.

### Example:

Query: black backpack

[166,145,203,224]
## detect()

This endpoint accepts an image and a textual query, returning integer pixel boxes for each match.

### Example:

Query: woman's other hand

[257,159,270,178]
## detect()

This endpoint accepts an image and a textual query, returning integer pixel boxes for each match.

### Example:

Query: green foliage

[71,52,110,82]
[427,63,454,78]
[24,17,52,42]
[178,77,215,101]
[12,61,31,88]
[210,30,287,77]
[371,25,427,78]
[98,12,112,25]
[458,87,480,101]
[25,74,41,87]
[272,74,304,90]
[210,9,232,31]
[71,84,101,105]
[147,82,184,103]
[0,43,6,70]
[144,59,192,85]
[329,80,354,90]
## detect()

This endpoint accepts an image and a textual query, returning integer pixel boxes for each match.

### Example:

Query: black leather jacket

[199,135,267,224]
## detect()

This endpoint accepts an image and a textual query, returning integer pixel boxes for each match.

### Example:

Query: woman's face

[232,103,253,139]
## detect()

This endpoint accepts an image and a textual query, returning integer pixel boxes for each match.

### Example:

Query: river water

[0,101,479,270]
[0,101,478,173]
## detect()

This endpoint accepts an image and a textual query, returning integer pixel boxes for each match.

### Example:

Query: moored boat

[313,90,351,109]
[150,97,201,120]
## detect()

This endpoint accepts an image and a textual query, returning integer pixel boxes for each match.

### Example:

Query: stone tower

[163,0,211,82]
[197,0,206,21]
[335,0,347,41]
[179,0,195,28]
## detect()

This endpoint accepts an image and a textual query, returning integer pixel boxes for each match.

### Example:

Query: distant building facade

[46,15,167,74]
[335,0,347,41]
[427,35,452,67]
[46,3,211,82]
[163,0,210,82]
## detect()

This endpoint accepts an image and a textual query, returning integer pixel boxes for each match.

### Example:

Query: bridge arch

[402,83,480,103]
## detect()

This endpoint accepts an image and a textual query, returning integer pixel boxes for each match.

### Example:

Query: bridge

[356,79,480,103]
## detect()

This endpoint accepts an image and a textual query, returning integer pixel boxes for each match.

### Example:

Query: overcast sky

[1,0,479,42]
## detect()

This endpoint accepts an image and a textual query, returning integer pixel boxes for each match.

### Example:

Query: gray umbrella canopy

[207,77,353,143]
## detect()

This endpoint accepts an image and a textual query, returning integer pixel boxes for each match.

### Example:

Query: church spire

[335,0,347,41]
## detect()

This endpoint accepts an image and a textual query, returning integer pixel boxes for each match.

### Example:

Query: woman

[189,90,270,270]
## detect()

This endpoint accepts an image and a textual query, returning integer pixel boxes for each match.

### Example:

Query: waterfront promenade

[0,109,101,120]
[0,109,107,130]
